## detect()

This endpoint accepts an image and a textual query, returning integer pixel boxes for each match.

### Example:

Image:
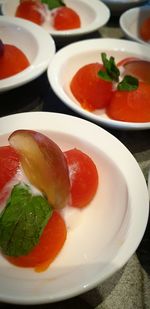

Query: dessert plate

[0,112,149,304]
[0,16,55,92]
[1,0,110,39]
[48,38,150,130]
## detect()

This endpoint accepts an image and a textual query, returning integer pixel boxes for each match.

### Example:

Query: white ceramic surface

[1,0,110,38]
[0,112,149,304]
[120,6,150,45]
[102,0,148,15]
[48,38,150,130]
[0,16,55,92]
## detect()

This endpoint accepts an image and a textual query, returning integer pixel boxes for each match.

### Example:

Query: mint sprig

[0,183,53,257]
[98,53,120,82]
[98,52,139,91]
[41,0,65,10]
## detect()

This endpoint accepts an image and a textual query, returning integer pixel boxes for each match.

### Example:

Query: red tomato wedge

[70,63,113,111]
[15,0,46,25]
[139,17,150,42]
[106,82,150,122]
[117,57,150,83]
[64,149,98,208]
[0,44,30,80]
[53,7,81,30]
[6,211,67,270]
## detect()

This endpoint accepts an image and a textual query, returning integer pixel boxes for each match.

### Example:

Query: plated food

[0,112,149,304]
[120,6,150,45]
[48,38,150,130]
[1,0,110,39]
[70,53,150,122]
[15,0,81,30]
[0,130,98,272]
[0,16,55,92]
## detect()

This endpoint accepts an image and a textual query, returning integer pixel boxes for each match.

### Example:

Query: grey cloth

[81,255,150,308]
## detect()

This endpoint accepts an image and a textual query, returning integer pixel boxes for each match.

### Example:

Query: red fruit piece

[106,82,150,122]
[9,130,70,209]
[53,6,81,30]
[64,148,98,208]
[117,57,150,83]
[6,211,67,270]
[70,63,113,111]
[0,146,20,191]
[139,17,150,42]
[0,44,30,80]
[15,0,46,25]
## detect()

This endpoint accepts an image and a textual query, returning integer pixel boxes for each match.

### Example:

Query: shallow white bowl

[1,0,110,40]
[120,6,150,45]
[48,38,150,130]
[0,16,55,92]
[0,111,149,304]
[102,0,148,15]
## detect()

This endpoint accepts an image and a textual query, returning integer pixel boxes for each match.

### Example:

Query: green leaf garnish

[98,70,112,82]
[98,52,139,92]
[98,52,120,82]
[0,183,53,257]
[117,75,139,91]
[41,0,65,10]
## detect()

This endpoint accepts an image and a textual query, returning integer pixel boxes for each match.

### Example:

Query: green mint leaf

[41,0,65,9]
[99,53,120,82]
[98,70,112,82]
[0,183,53,257]
[117,75,139,91]
[0,39,4,57]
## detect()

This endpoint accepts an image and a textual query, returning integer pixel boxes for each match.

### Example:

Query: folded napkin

[81,254,150,309]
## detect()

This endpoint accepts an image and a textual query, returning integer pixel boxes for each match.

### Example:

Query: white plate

[1,0,110,39]
[120,6,150,45]
[0,16,55,92]
[0,111,149,304]
[48,38,150,130]
[102,0,148,15]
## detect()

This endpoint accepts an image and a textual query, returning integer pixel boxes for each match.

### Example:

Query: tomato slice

[6,211,67,270]
[0,44,30,80]
[106,82,150,122]
[70,63,113,111]
[15,0,46,25]
[53,7,81,30]
[64,148,98,208]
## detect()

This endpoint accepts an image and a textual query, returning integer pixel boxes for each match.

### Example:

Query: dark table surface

[0,5,150,308]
